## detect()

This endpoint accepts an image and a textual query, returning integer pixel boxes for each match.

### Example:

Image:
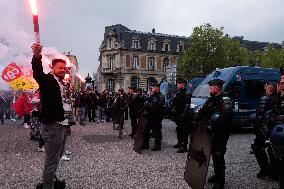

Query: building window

[148,38,156,51]
[165,44,169,51]
[107,79,115,92]
[163,57,169,70]
[147,77,157,92]
[177,41,185,52]
[132,56,139,69]
[109,38,114,48]
[163,39,171,52]
[109,57,114,69]
[131,76,140,89]
[149,42,154,50]
[179,44,184,52]
[131,36,141,49]
[148,57,155,70]
[133,41,139,48]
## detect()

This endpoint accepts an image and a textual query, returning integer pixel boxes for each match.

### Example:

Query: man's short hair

[177,79,186,84]
[118,88,124,93]
[151,82,160,88]
[128,86,135,90]
[52,59,66,67]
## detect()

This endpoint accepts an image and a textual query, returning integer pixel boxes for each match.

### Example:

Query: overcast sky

[1,0,284,81]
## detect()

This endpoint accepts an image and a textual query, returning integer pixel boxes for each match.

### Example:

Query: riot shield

[133,115,148,154]
[184,123,212,189]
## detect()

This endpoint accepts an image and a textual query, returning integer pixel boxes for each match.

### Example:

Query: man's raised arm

[31,43,44,84]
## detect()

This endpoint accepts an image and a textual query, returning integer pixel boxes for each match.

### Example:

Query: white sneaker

[60,155,71,161]
[24,123,30,129]
[37,147,45,152]
[65,151,71,155]
[11,118,16,122]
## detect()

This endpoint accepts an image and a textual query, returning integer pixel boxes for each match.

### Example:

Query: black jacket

[31,55,65,124]
[194,94,232,135]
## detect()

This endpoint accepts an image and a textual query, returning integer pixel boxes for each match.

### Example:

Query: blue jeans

[42,123,66,189]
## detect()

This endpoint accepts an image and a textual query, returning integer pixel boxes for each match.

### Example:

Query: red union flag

[1,63,23,82]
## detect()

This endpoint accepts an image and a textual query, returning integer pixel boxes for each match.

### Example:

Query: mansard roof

[104,24,188,53]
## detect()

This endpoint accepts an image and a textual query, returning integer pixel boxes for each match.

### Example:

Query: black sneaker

[151,146,161,151]
[131,135,136,139]
[212,182,224,189]
[141,145,149,150]
[268,171,279,181]
[208,175,218,183]
[177,146,187,153]
[173,143,181,148]
[257,170,269,179]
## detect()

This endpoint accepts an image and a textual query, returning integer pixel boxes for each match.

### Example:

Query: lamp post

[85,73,93,90]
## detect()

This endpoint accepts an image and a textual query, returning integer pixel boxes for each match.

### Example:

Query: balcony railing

[101,68,122,74]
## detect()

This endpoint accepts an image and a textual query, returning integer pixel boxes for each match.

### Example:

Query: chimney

[152,28,155,33]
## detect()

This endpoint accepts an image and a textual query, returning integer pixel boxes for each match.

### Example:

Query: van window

[192,84,209,97]
[201,67,236,85]
[243,80,265,99]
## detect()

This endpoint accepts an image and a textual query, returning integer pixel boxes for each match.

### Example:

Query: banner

[1,63,39,91]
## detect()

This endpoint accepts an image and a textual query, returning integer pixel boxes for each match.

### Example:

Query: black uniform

[252,92,280,179]
[142,92,165,151]
[0,95,6,124]
[86,92,97,122]
[128,93,144,137]
[194,93,232,188]
[112,94,127,138]
[171,88,192,152]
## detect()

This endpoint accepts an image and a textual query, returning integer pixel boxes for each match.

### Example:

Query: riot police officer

[128,87,139,138]
[171,80,192,153]
[194,79,232,189]
[270,124,284,189]
[252,81,280,180]
[112,89,127,138]
[142,83,165,151]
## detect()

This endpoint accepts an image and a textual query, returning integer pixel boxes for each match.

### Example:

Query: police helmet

[270,124,284,160]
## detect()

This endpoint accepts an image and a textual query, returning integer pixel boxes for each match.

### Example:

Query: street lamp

[85,73,93,90]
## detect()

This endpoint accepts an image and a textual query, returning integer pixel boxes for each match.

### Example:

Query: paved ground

[0,119,280,189]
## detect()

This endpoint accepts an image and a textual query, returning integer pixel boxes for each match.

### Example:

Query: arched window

[147,77,157,91]
[131,76,140,89]
[148,57,155,70]
[163,57,169,70]
[132,56,139,69]
[107,79,115,92]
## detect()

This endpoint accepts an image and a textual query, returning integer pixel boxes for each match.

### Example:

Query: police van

[190,66,280,128]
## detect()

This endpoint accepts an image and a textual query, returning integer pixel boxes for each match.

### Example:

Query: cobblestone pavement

[0,119,279,189]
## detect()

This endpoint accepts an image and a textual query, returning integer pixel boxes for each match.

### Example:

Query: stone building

[97,24,188,92]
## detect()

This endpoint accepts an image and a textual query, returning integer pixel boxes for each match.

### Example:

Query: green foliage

[258,46,284,68]
[177,23,284,79]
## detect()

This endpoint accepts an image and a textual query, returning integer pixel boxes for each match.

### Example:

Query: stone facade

[97,24,188,92]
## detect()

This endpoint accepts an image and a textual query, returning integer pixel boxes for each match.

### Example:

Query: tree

[177,24,252,78]
[258,46,284,68]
